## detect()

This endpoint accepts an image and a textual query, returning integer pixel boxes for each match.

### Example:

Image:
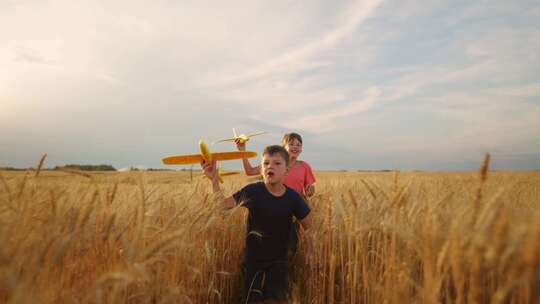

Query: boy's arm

[298,216,315,267]
[201,160,236,209]
[303,162,316,197]
[305,184,315,197]
[235,139,262,176]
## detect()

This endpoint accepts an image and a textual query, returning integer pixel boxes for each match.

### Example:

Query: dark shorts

[242,260,288,303]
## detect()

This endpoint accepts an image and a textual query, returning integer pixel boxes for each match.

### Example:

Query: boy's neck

[264,181,286,196]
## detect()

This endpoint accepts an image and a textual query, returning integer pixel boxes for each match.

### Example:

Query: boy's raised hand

[201,159,218,182]
[305,184,315,197]
[234,138,246,151]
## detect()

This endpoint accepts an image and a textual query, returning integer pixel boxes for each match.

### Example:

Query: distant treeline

[0,165,179,172]
[1,165,116,171]
[55,164,117,171]
[0,167,28,171]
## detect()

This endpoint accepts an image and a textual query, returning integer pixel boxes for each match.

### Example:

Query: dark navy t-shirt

[233,182,310,263]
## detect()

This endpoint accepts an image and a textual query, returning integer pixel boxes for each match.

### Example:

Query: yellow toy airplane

[199,163,240,181]
[162,140,255,183]
[213,128,268,144]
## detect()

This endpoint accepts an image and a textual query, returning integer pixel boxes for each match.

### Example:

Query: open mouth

[267,172,275,177]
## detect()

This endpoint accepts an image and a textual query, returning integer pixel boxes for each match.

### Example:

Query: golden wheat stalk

[34,153,47,177]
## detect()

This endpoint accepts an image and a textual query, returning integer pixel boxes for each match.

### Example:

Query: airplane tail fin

[232,128,238,138]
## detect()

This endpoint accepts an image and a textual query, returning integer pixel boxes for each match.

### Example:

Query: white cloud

[284,86,382,133]
[212,0,382,84]
[494,83,540,97]
[379,91,540,158]
[382,25,540,102]
[1,0,539,170]
[220,76,347,111]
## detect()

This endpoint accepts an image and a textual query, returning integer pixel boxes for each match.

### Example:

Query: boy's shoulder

[234,182,265,205]
[242,181,265,192]
[298,160,313,169]
[284,185,305,200]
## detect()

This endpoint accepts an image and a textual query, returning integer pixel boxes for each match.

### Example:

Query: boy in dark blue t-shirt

[201,145,314,304]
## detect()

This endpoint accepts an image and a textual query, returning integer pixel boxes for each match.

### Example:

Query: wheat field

[0,165,539,303]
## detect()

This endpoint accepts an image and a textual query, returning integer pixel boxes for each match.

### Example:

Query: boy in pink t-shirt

[235,132,316,197]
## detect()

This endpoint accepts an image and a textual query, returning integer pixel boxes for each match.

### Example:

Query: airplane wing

[213,137,237,144]
[162,151,257,165]
[212,151,257,161]
[162,154,203,165]
[199,171,239,177]
[247,131,268,137]
[220,172,240,176]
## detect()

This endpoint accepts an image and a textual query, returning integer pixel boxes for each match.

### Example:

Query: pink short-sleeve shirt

[283,161,316,195]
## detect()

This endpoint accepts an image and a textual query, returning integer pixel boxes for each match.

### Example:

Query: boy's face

[284,138,302,159]
[261,153,288,185]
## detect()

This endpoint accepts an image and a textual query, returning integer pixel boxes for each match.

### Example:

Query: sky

[1,0,539,171]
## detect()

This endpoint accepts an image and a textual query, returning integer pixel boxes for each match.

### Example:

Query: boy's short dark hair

[263,145,290,166]
[282,132,303,146]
